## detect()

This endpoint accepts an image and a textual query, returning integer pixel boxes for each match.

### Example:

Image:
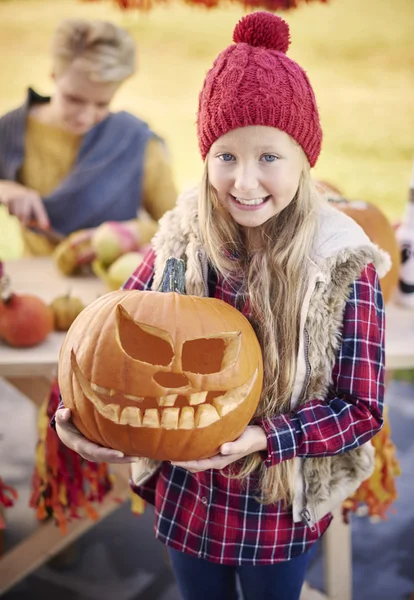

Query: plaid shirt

[124,249,385,565]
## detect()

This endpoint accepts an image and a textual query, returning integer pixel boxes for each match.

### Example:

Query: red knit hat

[197,12,322,167]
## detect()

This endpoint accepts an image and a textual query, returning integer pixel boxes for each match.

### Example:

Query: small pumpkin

[0,263,54,347]
[58,258,263,461]
[316,183,400,303]
[50,294,85,331]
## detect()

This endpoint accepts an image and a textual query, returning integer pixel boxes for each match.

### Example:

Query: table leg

[322,506,352,600]
[5,376,54,408]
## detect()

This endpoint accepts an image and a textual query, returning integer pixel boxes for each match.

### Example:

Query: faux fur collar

[151,187,390,292]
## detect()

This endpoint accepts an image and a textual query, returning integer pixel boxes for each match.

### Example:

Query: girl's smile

[230,194,272,210]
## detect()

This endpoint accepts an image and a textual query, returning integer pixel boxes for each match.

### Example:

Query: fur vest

[133,188,390,527]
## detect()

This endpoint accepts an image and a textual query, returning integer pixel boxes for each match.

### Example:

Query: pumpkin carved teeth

[157,394,178,407]
[178,407,195,429]
[72,350,259,430]
[100,403,121,421]
[189,391,208,405]
[161,407,180,429]
[195,404,221,427]
[91,384,117,397]
[91,383,144,401]
[119,406,142,426]
[142,408,160,428]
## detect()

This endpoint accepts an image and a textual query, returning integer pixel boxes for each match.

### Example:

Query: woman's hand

[68,228,97,265]
[171,425,268,473]
[55,408,139,464]
[0,180,49,228]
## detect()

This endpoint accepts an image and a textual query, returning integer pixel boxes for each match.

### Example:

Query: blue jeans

[167,544,317,600]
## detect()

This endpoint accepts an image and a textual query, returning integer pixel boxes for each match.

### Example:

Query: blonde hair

[52,19,136,82]
[199,150,319,505]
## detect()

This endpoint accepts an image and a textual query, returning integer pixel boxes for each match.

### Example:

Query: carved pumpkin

[316,183,400,303]
[58,258,263,461]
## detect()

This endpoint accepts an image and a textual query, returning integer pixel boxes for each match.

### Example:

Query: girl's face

[50,64,120,134]
[208,126,304,229]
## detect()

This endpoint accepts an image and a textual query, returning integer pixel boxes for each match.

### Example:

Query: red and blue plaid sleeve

[122,247,156,291]
[259,263,385,466]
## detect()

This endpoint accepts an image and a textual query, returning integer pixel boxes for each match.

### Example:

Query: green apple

[107,251,145,288]
[91,222,132,267]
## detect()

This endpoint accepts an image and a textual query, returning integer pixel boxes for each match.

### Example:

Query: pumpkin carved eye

[117,304,174,367]
[182,332,241,374]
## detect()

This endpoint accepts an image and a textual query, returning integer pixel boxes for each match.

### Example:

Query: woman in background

[0,18,177,273]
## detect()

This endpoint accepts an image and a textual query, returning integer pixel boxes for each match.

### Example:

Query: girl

[0,18,176,272]
[55,12,388,600]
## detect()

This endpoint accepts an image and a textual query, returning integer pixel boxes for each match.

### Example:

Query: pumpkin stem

[158,257,186,294]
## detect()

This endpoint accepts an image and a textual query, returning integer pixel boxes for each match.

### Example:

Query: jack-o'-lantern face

[59,286,263,461]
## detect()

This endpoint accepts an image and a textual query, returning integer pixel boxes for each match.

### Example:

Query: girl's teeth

[235,196,267,205]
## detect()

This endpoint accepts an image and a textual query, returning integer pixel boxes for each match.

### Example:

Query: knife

[27,221,65,244]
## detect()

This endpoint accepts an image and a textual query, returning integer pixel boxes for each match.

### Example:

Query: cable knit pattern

[197,12,322,166]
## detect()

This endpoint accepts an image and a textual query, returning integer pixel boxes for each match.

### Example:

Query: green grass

[393,369,414,383]
[0,0,413,259]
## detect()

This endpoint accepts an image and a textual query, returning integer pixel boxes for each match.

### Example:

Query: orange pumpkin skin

[58,289,263,461]
[328,198,400,303]
[0,294,54,347]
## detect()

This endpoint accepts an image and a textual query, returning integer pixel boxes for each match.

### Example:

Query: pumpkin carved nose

[153,371,190,389]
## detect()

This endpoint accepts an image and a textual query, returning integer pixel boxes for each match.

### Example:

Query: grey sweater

[0,88,156,235]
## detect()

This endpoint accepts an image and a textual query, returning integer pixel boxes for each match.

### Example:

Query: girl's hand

[55,408,139,464]
[171,425,267,473]
[0,180,49,228]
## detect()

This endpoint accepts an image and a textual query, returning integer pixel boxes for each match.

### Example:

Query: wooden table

[0,258,413,599]
[0,258,131,595]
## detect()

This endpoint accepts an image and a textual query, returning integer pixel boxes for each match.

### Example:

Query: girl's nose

[234,165,259,194]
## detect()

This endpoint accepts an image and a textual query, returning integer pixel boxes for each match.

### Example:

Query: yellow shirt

[19,115,177,256]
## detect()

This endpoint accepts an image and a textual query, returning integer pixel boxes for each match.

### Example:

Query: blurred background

[0,0,413,259]
[0,0,413,599]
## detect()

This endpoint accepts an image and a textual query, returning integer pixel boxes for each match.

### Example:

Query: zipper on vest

[300,508,317,532]
[300,456,317,532]
[298,327,311,405]
[197,250,209,297]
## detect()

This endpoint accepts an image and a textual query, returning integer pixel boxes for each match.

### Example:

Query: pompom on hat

[197,12,322,167]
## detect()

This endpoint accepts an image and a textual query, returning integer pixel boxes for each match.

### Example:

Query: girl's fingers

[56,408,71,421]
[55,409,136,463]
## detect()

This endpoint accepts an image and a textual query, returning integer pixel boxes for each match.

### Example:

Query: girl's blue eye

[219,154,235,162]
[262,154,277,163]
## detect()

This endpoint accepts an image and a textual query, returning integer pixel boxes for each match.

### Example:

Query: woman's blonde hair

[199,148,319,505]
[52,19,135,82]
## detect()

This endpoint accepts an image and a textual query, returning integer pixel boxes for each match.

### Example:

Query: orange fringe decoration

[82,0,328,12]
[0,478,18,530]
[29,380,113,534]
[343,407,401,521]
